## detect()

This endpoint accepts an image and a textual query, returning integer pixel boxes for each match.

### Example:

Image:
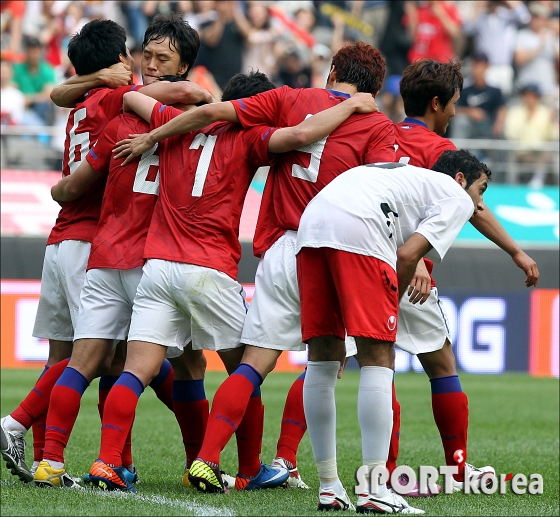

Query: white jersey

[296,162,475,269]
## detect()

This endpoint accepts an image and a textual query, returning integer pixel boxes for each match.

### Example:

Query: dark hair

[400,59,463,117]
[142,13,200,78]
[330,41,386,95]
[67,19,127,76]
[432,149,491,188]
[221,70,276,102]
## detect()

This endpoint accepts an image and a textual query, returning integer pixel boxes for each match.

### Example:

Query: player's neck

[326,81,358,96]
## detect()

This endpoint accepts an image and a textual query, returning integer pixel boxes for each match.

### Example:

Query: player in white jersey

[296,150,490,514]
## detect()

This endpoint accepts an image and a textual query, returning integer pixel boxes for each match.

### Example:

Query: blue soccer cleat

[234,462,289,490]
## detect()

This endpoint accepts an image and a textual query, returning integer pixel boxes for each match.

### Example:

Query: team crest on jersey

[387,315,397,331]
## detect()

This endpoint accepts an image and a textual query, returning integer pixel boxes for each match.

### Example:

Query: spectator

[12,36,56,126]
[379,0,412,77]
[274,46,312,88]
[378,74,405,123]
[404,0,461,64]
[451,52,506,139]
[504,84,558,187]
[514,2,559,107]
[242,1,279,78]
[0,60,25,126]
[119,1,149,47]
[0,0,25,58]
[196,0,250,89]
[462,0,530,97]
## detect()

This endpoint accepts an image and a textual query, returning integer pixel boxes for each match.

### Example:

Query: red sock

[173,380,209,469]
[198,364,262,466]
[99,372,144,467]
[32,418,46,463]
[430,375,468,481]
[98,376,134,468]
[11,359,70,429]
[387,381,400,477]
[276,371,306,467]
[149,359,174,412]
[236,389,264,477]
[43,367,90,463]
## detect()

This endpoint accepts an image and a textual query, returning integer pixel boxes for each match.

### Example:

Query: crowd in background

[1,0,559,185]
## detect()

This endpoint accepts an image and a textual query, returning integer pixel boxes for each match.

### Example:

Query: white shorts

[128,259,247,357]
[73,267,143,342]
[32,241,91,341]
[395,287,450,355]
[241,231,305,352]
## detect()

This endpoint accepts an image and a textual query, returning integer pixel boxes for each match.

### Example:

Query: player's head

[432,149,491,215]
[142,12,200,83]
[400,59,463,135]
[68,19,131,76]
[327,41,386,96]
[221,70,276,102]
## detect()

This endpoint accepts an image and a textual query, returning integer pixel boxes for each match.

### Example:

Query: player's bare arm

[268,92,378,153]
[115,100,239,165]
[408,258,432,305]
[51,161,100,203]
[469,207,540,287]
[396,233,434,301]
[50,62,133,108]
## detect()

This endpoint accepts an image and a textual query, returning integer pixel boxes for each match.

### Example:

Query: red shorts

[297,247,399,343]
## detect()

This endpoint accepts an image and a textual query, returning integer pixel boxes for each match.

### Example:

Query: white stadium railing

[1,126,558,184]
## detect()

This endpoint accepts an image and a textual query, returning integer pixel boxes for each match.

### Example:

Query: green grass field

[1,369,558,516]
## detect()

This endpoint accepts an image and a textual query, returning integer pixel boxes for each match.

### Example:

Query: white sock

[32,460,41,470]
[304,361,340,487]
[2,415,27,434]
[358,366,393,496]
[44,459,64,470]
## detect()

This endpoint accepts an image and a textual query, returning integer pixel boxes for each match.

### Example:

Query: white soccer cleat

[317,487,356,511]
[272,457,309,489]
[356,488,424,514]
[451,463,496,493]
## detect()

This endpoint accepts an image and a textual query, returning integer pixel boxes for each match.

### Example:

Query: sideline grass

[1,369,558,516]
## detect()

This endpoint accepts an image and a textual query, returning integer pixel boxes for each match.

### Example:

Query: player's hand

[99,62,133,88]
[512,251,540,287]
[337,356,350,379]
[408,259,431,304]
[113,133,155,166]
[350,92,379,114]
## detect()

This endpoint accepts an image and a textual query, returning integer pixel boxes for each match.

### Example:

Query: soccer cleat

[86,459,136,492]
[0,417,32,483]
[123,465,139,484]
[234,462,289,491]
[317,487,356,511]
[183,462,235,489]
[33,460,83,489]
[451,463,496,493]
[356,489,424,514]
[392,470,441,497]
[188,459,229,493]
[272,457,309,489]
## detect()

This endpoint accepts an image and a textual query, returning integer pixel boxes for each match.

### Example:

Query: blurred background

[1,1,558,376]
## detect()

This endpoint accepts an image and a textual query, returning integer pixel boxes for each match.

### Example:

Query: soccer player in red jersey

[386,58,540,496]
[0,16,210,487]
[85,72,378,492]
[114,41,395,497]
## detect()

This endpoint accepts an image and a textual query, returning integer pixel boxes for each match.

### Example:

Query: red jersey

[143,102,277,279]
[231,85,396,257]
[394,118,457,169]
[394,117,457,285]
[86,113,159,271]
[47,84,141,245]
